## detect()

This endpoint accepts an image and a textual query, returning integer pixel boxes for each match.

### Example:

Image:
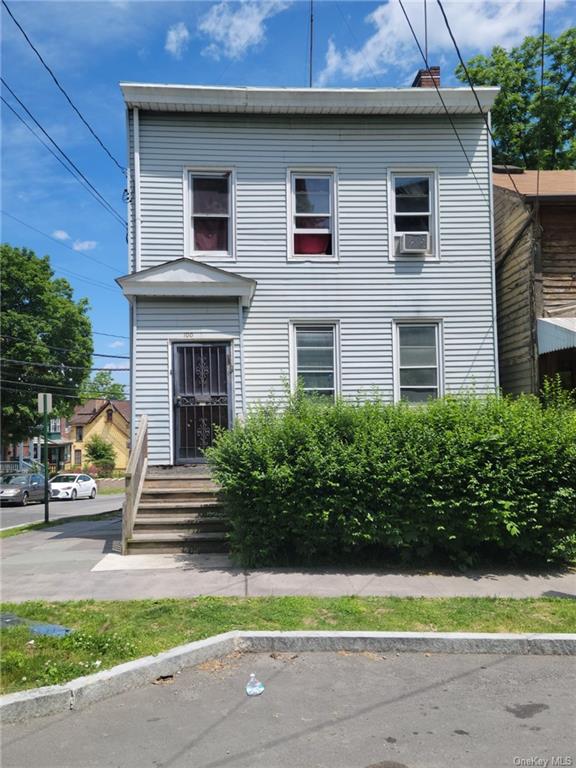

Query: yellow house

[67,399,130,472]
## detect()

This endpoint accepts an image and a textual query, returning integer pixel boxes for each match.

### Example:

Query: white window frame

[389,169,439,261]
[393,319,444,403]
[183,167,236,261]
[287,169,338,261]
[289,320,341,399]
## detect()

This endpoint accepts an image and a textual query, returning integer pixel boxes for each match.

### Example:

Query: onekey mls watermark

[513,758,573,767]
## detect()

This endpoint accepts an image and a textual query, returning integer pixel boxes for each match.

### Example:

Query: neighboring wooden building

[493,170,576,394]
[67,399,130,471]
[118,77,500,466]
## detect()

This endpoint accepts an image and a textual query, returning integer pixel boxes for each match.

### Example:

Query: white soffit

[120,83,499,116]
[537,317,576,354]
[116,258,256,307]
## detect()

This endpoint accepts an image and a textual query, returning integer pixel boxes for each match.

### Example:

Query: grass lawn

[1,596,575,694]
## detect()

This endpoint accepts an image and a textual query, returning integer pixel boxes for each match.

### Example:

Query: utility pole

[38,393,52,523]
[309,0,314,88]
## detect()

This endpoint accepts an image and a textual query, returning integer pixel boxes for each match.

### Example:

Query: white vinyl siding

[131,112,496,455]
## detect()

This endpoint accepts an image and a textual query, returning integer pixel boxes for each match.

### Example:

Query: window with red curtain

[292,175,332,256]
[190,173,230,253]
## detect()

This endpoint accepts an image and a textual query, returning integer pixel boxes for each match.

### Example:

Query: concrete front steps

[126,467,229,555]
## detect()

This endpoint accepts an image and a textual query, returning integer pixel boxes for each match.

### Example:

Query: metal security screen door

[173,343,231,462]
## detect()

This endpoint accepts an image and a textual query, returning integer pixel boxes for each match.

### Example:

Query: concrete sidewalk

[1,516,574,601]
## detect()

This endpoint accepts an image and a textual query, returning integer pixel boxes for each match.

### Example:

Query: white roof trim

[116,258,256,307]
[537,317,576,354]
[120,83,499,116]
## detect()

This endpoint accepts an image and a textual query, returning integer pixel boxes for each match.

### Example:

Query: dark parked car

[0,473,47,506]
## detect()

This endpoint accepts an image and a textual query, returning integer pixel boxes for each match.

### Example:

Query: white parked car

[50,474,97,501]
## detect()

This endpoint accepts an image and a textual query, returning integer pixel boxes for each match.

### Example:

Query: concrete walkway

[1,516,574,602]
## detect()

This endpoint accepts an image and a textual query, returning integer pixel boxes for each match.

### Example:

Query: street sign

[38,393,53,414]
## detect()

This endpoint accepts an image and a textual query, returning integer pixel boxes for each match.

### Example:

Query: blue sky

[2,0,574,396]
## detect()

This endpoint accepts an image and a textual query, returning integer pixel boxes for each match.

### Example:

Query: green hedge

[206,389,576,569]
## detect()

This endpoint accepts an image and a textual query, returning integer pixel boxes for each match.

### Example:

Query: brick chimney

[412,66,440,88]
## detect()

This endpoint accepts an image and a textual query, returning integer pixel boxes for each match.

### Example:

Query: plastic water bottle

[245,673,264,696]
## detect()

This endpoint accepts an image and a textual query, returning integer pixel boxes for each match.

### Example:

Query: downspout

[486,112,500,393]
[133,107,142,273]
[237,297,246,419]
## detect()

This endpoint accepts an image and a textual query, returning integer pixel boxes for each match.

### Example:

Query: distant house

[67,399,130,471]
[493,169,576,394]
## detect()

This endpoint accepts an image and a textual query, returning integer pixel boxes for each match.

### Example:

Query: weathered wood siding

[493,186,536,394]
[540,204,576,317]
[131,112,497,464]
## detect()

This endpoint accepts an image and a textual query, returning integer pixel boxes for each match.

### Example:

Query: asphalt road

[0,493,124,529]
[2,651,574,768]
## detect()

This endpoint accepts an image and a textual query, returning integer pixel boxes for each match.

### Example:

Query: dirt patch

[197,650,243,674]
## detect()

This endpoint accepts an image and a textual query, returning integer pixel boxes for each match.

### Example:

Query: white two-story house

[118,71,499,467]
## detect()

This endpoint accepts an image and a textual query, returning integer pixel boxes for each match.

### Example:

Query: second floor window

[49,418,59,433]
[76,426,84,442]
[189,172,231,255]
[391,172,436,258]
[291,174,333,258]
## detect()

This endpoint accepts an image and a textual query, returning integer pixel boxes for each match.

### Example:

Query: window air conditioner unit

[400,232,430,254]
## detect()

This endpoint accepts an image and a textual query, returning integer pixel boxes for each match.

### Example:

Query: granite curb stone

[2,630,575,723]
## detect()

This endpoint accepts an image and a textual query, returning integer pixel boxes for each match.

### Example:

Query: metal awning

[537,317,576,354]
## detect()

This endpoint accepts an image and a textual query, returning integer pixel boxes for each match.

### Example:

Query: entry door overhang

[116,257,256,307]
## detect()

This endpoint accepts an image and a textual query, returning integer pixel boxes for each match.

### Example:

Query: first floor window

[294,325,336,400]
[74,449,82,466]
[291,174,333,257]
[189,172,231,254]
[397,323,440,402]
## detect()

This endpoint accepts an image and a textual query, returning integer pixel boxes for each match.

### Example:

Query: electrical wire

[1,210,122,275]
[335,2,382,87]
[397,0,488,203]
[0,376,130,392]
[93,331,128,340]
[0,384,129,400]
[1,97,126,230]
[536,0,547,201]
[0,335,128,359]
[435,0,525,202]
[1,0,126,175]
[2,79,126,227]
[1,358,129,371]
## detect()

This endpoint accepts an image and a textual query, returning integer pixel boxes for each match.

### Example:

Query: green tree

[84,434,116,474]
[1,244,93,445]
[80,370,126,401]
[455,28,576,169]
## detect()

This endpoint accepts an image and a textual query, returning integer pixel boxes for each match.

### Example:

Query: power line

[397,0,488,203]
[435,0,525,202]
[2,79,126,228]
[0,335,128,359]
[1,358,129,371]
[536,0,547,201]
[93,331,129,340]
[335,3,382,87]
[1,210,122,275]
[1,0,125,175]
[1,383,129,400]
[1,376,130,392]
[308,0,314,88]
[1,97,126,230]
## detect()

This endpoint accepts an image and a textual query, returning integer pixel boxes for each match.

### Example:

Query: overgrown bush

[84,435,115,476]
[206,390,576,568]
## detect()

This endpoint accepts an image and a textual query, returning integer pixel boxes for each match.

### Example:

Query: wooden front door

[173,343,231,463]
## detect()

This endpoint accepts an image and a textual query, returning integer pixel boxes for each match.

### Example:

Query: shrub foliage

[207,391,576,568]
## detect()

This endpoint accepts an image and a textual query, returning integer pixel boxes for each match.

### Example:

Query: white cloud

[52,230,70,241]
[108,340,125,349]
[318,0,566,86]
[199,1,290,61]
[165,21,190,59]
[72,240,97,252]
